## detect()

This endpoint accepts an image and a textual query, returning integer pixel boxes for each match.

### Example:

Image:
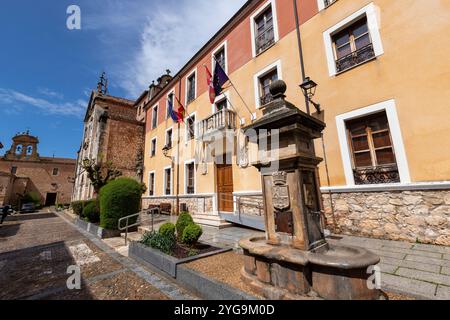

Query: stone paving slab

[381,273,437,298]
[411,243,450,254]
[442,267,450,276]
[381,257,442,274]
[378,246,443,259]
[396,268,450,287]
[405,254,450,267]
[436,285,450,300]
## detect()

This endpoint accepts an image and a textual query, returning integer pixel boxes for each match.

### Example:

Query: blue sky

[0,0,246,158]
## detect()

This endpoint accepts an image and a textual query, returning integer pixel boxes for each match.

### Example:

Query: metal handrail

[118,208,160,245]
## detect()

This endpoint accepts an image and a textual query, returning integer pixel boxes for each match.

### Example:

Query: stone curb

[74,217,121,239]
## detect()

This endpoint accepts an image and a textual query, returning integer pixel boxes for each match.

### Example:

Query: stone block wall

[142,196,214,215]
[323,190,450,246]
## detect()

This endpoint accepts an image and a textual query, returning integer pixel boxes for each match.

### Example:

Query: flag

[175,96,186,123]
[205,66,216,104]
[213,62,230,97]
[167,98,179,123]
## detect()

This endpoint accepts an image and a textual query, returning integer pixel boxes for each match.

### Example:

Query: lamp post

[162,145,178,216]
[300,77,321,114]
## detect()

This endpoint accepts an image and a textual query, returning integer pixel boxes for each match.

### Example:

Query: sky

[0,0,247,159]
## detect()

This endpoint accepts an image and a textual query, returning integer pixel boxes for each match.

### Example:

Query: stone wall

[323,189,450,246]
[142,196,214,215]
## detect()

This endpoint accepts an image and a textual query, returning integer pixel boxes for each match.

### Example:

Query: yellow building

[141,0,450,245]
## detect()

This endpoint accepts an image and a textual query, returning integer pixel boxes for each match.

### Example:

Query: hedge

[181,223,203,245]
[176,212,194,239]
[99,178,143,230]
[82,200,100,223]
[159,223,176,238]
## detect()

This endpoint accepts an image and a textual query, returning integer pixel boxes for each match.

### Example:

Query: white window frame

[151,103,159,129]
[184,159,196,195]
[166,88,176,119]
[317,0,337,11]
[323,2,384,77]
[148,171,156,196]
[250,0,280,58]
[211,40,228,75]
[336,99,410,186]
[150,137,157,157]
[184,68,197,105]
[163,166,173,196]
[184,112,197,143]
[211,91,230,114]
[253,59,283,109]
[165,127,173,149]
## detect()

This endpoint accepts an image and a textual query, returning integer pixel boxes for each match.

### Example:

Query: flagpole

[176,77,182,216]
[211,57,255,121]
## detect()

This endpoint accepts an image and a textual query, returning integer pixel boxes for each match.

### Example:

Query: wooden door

[217,164,234,212]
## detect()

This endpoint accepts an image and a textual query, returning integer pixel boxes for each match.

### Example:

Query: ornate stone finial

[166,69,171,75]
[270,80,287,100]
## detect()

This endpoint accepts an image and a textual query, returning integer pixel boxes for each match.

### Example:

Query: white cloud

[83,0,247,98]
[0,88,86,117]
[38,88,64,100]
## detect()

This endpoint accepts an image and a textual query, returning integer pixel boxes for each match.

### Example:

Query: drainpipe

[293,0,311,115]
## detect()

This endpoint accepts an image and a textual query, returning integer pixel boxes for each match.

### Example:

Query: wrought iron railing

[353,165,400,185]
[260,92,274,106]
[187,186,195,195]
[335,43,375,73]
[196,108,237,139]
[256,26,275,54]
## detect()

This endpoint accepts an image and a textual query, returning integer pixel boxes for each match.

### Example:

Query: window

[318,0,337,11]
[346,112,399,185]
[52,168,59,176]
[214,47,226,71]
[11,166,17,175]
[164,167,172,195]
[186,162,195,195]
[151,138,157,157]
[332,17,374,73]
[26,146,33,155]
[186,114,196,141]
[259,69,278,106]
[255,6,274,55]
[215,98,228,112]
[186,73,196,104]
[152,105,158,129]
[166,92,175,119]
[165,128,173,149]
[148,172,155,196]
[323,3,384,76]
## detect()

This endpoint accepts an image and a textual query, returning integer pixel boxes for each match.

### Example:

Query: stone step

[120,231,142,242]
[192,214,233,229]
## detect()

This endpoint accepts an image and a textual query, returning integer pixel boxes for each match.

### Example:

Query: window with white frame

[166,91,175,119]
[323,3,384,76]
[253,60,282,108]
[215,97,228,112]
[214,46,226,71]
[252,3,275,55]
[165,128,173,149]
[185,161,195,195]
[317,0,338,11]
[152,105,158,129]
[336,100,410,186]
[186,114,196,141]
[164,167,172,195]
[186,71,196,105]
[52,168,59,176]
[150,137,157,157]
[148,172,155,196]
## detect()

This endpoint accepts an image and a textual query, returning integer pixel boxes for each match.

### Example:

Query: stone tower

[4,131,40,161]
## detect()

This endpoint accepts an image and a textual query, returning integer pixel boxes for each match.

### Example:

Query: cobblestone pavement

[198,226,450,300]
[0,211,195,300]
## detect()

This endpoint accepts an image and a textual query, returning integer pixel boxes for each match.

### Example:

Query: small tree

[82,158,122,195]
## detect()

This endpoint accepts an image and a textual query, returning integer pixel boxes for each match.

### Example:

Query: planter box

[74,217,121,239]
[177,266,259,300]
[129,241,231,278]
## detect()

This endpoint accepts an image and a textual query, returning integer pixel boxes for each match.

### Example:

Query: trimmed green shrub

[181,223,203,246]
[141,231,176,255]
[22,191,41,207]
[99,177,143,230]
[159,223,176,238]
[82,200,100,223]
[176,212,194,238]
[71,201,85,216]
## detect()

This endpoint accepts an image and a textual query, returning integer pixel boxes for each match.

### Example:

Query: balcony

[335,43,375,73]
[354,165,400,185]
[196,108,237,141]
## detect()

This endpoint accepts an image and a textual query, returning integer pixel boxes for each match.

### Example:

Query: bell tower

[4,131,40,161]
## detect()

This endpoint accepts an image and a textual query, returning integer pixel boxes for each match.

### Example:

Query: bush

[22,191,41,207]
[176,212,194,238]
[181,223,203,246]
[141,231,176,255]
[71,201,85,216]
[159,223,176,238]
[99,177,143,230]
[82,200,100,223]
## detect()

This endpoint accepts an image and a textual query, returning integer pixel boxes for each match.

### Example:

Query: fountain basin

[239,237,383,300]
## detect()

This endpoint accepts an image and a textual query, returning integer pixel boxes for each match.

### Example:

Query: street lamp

[300,77,321,114]
[162,145,171,158]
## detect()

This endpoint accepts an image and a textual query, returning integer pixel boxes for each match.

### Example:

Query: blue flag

[167,98,179,123]
[213,62,230,97]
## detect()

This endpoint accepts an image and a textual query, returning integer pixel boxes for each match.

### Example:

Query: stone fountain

[239,80,383,300]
